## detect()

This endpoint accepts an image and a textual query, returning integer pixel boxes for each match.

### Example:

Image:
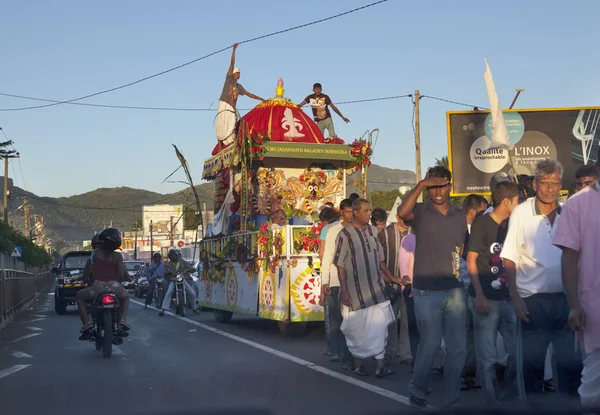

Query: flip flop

[353,367,369,377]
[375,366,395,379]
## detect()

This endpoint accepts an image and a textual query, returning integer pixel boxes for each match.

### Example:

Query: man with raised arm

[214,43,265,154]
[398,166,468,409]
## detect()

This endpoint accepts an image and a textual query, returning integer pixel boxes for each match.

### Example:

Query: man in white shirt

[321,198,354,365]
[501,159,582,402]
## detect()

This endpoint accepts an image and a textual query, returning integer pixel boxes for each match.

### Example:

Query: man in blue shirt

[144,252,166,308]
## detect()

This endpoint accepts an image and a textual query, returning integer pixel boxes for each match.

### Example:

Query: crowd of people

[316,154,600,410]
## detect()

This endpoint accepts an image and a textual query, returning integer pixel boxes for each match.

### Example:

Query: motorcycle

[153,277,165,308]
[172,272,187,317]
[80,292,129,358]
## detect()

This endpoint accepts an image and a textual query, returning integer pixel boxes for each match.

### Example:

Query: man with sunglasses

[398,166,468,409]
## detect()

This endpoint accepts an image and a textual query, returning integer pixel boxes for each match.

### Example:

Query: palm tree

[434,156,449,170]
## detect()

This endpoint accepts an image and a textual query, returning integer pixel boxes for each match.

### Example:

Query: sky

[1,0,599,198]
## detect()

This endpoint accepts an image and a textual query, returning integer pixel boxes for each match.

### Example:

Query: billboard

[447,107,600,196]
[142,204,184,238]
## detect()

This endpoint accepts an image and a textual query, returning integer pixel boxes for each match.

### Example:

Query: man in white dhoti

[334,198,401,378]
[215,43,265,153]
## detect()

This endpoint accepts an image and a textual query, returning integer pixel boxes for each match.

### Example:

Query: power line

[0,1,390,112]
[11,190,209,212]
[0,92,412,112]
[421,94,488,110]
[17,158,28,191]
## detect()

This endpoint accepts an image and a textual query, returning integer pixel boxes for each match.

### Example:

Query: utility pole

[134,223,139,260]
[150,220,154,259]
[2,152,20,222]
[23,198,32,237]
[414,90,423,202]
[169,216,174,247]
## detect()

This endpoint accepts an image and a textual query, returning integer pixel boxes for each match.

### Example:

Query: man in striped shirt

[334,199,400,378]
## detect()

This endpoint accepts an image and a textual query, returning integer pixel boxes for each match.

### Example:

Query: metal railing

[0,252,52,326]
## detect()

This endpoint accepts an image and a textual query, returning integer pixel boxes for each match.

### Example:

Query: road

[0,284,486,415]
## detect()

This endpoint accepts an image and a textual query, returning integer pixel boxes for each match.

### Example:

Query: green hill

[2,163,415,249]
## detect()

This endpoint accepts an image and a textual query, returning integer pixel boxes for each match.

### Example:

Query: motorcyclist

[143,252,166,309]
[158,248,199,316]
[77,228,132,334]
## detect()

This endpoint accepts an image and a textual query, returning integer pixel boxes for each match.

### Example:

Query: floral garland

[247,134,269,161]
[323,137,345,145]
[257,222,274,272]
[350,138,373,172]
[206,252,228,283]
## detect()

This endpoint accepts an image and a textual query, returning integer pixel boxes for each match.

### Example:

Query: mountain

[1,163,415,248]
[347,164,415,194]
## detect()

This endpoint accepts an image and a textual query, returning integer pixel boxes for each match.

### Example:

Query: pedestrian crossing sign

[11,246,22,258]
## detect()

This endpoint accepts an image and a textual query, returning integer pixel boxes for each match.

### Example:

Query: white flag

[484,58,513,150]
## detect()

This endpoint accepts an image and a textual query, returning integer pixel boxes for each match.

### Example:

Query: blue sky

[1,0,598,197]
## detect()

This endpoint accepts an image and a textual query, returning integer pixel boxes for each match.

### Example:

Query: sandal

[119,321,131,330]
[80,322,93,333]
[375,366,395,378]
[329,355,340,363]
[352,366,369,377]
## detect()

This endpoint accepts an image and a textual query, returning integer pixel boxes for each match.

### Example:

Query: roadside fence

[0,252,52,327]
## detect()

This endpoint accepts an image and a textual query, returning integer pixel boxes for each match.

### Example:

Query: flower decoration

[323,137,345,145]
[350,138,373,172]
[293,222,324,254]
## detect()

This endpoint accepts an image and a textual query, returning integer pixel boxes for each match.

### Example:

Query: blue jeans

[516,293,582,402]
[408,287,467,408]
[468,296,518,405]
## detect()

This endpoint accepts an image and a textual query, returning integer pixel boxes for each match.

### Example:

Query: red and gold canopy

[237,78,325,144]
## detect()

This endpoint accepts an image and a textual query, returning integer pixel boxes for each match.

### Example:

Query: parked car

[54,250,92,314]
[123,260,144,291]
[134,264,150,298]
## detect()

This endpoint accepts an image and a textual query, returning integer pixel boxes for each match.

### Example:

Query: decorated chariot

[198,79,373,335]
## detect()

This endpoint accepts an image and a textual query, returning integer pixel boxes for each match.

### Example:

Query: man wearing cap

[215,43,265,154]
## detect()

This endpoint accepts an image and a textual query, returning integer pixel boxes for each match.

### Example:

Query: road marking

[0,365,31,379]
[27,327,43,331]
[11,333,41,343]
[131,300,430,409]
[47,292,54,296]
[12,351,33,358]
[20,318,45,324]
[31,314,46,318]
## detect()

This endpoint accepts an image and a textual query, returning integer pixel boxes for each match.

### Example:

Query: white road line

[27,327,43,331]
[31,314,46,318]
[0,365,31,379]
[131,299,431,410]
[11,333,41,343]
[20,318,45,324]
[12,351,33,358]
[47,292,55,296]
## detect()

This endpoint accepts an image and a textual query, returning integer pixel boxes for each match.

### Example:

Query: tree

[368,189,400,212]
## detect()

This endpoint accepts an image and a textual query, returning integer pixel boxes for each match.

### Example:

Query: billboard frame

[447,105,600,197]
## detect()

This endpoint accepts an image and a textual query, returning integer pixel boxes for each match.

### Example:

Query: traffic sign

[11,246,22,258]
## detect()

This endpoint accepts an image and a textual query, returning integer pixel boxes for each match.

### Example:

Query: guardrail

[0,252,52,327]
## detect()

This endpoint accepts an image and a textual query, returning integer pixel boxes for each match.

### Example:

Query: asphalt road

[0,284,487,415]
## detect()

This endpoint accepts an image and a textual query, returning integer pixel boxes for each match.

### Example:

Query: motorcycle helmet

[98,227,122,251]
[91,233,101,249]
[167,248,180,261]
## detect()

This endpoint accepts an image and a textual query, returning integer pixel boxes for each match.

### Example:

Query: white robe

[215,100,237,146]
[341,300,395,360]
